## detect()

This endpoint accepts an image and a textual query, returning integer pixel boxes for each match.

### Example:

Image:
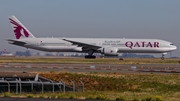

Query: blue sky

[0,0,180,57]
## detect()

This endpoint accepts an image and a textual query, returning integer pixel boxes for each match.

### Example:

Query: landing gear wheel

[119,58,123,60]
[161,57,164,60]
[85,55,96,59]
[161,54,165,60]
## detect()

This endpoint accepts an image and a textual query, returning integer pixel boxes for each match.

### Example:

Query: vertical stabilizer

[9,15,35,39]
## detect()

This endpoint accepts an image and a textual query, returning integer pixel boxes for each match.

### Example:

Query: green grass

[0,72,178,100]
[38,72,180,101]
[0,91,169,101]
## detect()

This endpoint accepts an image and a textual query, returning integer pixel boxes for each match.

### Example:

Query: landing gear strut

[84,50,96,59]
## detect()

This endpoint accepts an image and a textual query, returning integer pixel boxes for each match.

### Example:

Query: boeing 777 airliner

[6,15,177,59]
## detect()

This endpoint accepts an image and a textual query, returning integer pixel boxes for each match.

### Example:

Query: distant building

[1,53,14,57]
[1,51,14,57]
[15,50,31,56]
[121,53,154,58]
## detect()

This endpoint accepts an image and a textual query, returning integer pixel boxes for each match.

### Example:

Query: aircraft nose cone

[175,46,177,50]
[173,46,177,50]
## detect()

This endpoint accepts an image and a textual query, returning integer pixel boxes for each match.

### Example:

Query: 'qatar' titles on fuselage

[104,40,160,48]
[125,41,159,49]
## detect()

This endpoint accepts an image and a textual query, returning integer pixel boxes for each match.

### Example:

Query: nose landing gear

[161,54,164,60]
[161,53,167,60]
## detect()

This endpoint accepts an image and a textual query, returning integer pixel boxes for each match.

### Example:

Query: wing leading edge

[62,38,102,50]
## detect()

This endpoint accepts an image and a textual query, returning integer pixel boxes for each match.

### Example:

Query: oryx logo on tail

[9,18,29,39]
[9,15,35,39]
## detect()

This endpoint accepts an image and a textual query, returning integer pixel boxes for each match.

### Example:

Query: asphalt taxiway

[0,63,180,73]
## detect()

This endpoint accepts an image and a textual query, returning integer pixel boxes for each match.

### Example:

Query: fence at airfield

[0,72,84,94]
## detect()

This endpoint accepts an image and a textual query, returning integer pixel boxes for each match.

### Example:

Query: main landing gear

[119,58,123,60]
[84,50,96,59]
[85,55,96,59]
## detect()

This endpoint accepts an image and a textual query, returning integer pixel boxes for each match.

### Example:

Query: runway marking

[2,64,180,73]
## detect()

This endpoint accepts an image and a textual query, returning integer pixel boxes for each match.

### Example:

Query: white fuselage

[8,38,177,54]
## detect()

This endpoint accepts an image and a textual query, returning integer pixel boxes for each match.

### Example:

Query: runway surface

[0,63,180,73]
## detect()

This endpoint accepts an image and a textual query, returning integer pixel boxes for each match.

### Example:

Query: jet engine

[101,47,118,56]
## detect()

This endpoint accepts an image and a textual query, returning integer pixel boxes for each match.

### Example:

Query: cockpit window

[170,44,174,45]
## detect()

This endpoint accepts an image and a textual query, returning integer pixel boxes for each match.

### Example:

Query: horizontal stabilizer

[5,39,27,46]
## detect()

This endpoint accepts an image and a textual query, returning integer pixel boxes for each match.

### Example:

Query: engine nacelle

[101,47,118,56]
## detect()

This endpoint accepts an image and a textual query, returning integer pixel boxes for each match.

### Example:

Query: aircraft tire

[161,57,164,60]
[85,55,96,59]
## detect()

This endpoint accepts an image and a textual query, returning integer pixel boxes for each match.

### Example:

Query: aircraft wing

[5,39,27,46]
[63,39,102,50]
